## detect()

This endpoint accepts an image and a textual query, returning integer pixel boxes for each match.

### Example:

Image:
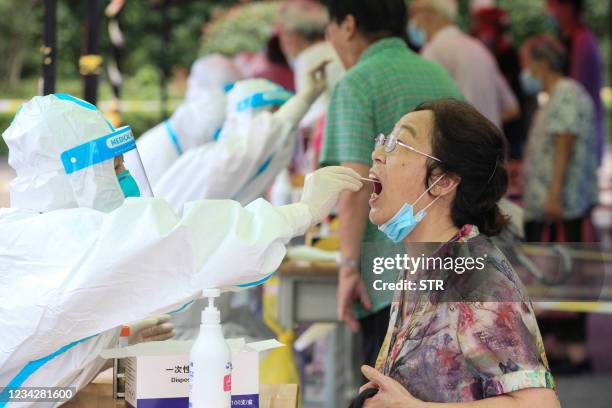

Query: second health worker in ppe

[137,54,242,187]
[155,61,331,211]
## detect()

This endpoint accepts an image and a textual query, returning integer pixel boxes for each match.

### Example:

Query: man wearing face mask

[278,0,343,129]
[408,0,519,130]
[520,35,598,374]
[278,0,344,171]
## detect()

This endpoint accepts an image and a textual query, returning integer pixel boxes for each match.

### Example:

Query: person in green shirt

[320,0,462,370]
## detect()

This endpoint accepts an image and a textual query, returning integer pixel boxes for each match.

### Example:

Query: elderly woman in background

[357,99,558,407]
[520,35,598,374]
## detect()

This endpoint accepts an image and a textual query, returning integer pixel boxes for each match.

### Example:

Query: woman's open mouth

[369,173,383,203]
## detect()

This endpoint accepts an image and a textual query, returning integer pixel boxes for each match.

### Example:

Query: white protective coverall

[0,94,361,407]
[137,54,242,189]
[155,78,307,213]
[185,54,242,102]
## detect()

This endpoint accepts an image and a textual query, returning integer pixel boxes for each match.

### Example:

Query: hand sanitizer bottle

[188,289,232,408]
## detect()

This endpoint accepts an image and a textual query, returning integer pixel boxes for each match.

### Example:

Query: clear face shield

[60,126,153,210]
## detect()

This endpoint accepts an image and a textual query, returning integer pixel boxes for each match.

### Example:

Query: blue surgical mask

[117,169,141,198]
[520,70,542,96]
[378,175,445,243]
[408,20,427,48]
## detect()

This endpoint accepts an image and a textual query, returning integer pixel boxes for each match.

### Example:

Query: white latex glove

[302,59,331,105]
[127,314,176,345]
[300,166,363,225]
[275,59,332,127]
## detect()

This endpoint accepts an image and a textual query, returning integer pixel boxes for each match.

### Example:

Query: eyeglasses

[375,133,441,162]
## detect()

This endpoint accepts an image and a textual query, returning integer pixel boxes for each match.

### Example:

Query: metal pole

[81,0,102,105]
[41,0,57,95]
[106,0,127,127]
[159,0,171,119]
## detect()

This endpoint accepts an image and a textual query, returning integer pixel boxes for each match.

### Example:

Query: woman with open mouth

[358,98,559,407]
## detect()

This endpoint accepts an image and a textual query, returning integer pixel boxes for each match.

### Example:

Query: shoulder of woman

[546,80,580,111]
[458,234,528,302]
[554,80,594,113]
[552,79,576,97]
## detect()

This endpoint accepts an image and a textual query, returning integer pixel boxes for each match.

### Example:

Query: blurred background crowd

[0,0,608,142]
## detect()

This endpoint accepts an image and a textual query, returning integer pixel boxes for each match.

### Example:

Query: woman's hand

[360,365,425,408]
[360,366,560,408]
[543,190,563,222]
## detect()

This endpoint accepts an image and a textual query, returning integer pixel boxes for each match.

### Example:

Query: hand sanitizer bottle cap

[202,288,221,324]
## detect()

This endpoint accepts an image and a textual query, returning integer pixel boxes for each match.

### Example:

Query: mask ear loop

[414,174,446,212]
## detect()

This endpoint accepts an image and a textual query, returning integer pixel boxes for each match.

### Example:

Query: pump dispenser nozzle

[202,288,221,324]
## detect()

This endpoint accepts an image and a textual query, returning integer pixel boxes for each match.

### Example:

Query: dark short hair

[266,35,290,66]
[414,98,509,236]
[325,0,407,41]
[522,35,567,74]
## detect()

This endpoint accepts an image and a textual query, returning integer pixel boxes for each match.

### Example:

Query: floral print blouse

[375,225,555,402]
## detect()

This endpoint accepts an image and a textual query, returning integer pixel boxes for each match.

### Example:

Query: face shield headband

[60,125,153,199]
[235,88,294,112]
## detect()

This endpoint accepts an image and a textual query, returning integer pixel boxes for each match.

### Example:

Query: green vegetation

[0,75,184,101]
[201,2,281,55]
[0,0,236,90]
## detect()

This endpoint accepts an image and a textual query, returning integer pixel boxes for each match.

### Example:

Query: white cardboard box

[101,339,283,408]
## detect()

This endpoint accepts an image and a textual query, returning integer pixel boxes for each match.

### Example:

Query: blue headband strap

[235,272,275,288]
[60,126,135,175]
[236,89,293,112]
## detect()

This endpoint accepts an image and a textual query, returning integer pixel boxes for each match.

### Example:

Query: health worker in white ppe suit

[137,54,242,188]
[154,61,332,212]
[185,53,242,102]
[157,75,298,340]
[0,93,362,407]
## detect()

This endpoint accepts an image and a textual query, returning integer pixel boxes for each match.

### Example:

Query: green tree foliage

[200,1,282,56]
[0,0,236,89]
[0,0,39,87]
